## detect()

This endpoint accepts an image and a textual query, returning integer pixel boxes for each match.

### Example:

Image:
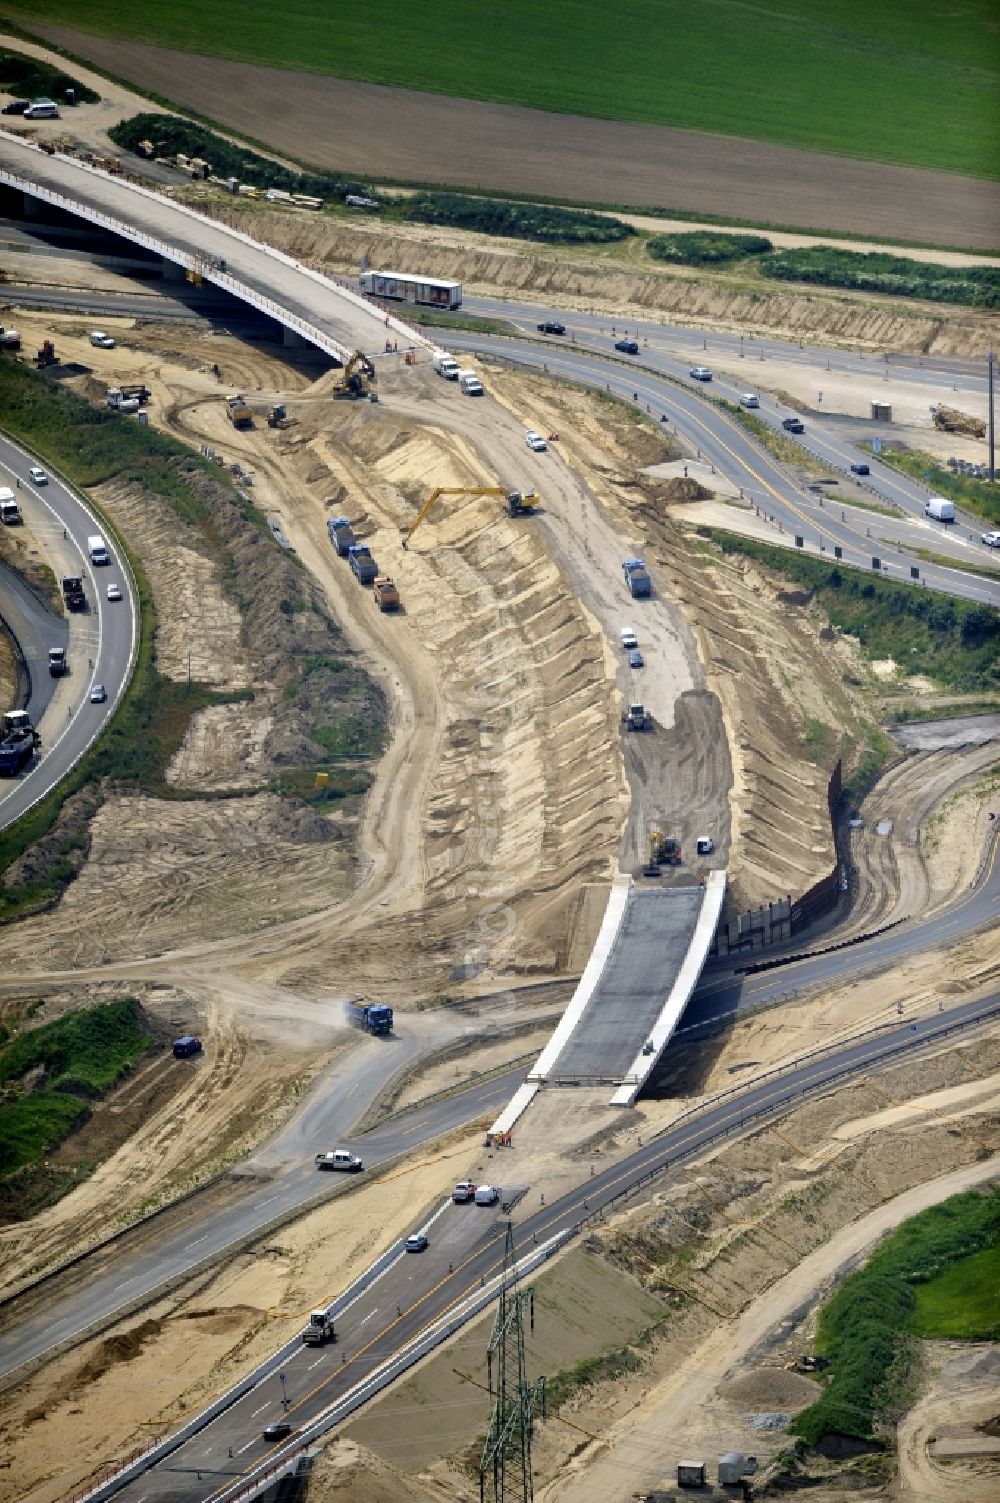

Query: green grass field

[912,1243,1000,1340]
[12,1,998,178]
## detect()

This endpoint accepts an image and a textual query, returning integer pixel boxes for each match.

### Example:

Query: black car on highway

[537,321,566,335]
[614,339,639,354]
[782,417,805,433]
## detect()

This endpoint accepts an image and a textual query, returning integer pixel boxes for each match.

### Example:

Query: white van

[924,497,955,523]
[458,370,484,395]
[432,352,460,379]
[90,331,116,349]
[24,99,60,120]
[474,1184,500,1205]
[87,533,110,565]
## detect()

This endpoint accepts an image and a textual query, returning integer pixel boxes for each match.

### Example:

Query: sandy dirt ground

[896,1343,1000,1503]
[24,24,1000,250]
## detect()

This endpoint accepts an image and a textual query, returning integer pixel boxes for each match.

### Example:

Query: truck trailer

[62,576,87,612]
[346,999,394,1035]
[359,270,462,309]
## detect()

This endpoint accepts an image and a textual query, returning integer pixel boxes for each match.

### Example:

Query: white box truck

[924,497,955,522]
[87,534,111,565]
[458,369,484,395]
[432,352,460,379]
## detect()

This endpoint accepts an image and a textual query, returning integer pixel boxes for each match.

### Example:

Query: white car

[89,331,116,349]
[525,431,548,451]
[689,366,713,382]
[28,466,48,485]
[620,628,638,651]
[981,531,1000,548]
[107,582,123,601]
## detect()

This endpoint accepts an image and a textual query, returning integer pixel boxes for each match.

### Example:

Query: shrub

[401,191,633,244]
[0,49,99,104]
[760,247,1000,309]
[647,230,772,265]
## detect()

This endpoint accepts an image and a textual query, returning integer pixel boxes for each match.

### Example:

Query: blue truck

[0,710,39,777]
[623,558,652,598]
[327,516,356,556]
[346,999,394,1035]
[348,544,378,584]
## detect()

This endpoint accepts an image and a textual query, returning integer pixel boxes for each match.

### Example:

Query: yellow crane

[402,487,539,548]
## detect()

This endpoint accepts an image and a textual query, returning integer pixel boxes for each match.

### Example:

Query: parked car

[525,431,548,451]
[28,466,48,485]
[628,648,644,668]
[405,1233,429,1253]
[614,339,639,355]
[452,1180,477,1203]
[537,321,565,335]
[262,1421,293,1441]
[620,628,638,650]
[2,99,29,116]
[89,683,107,704]
[782,417,805,433]
[689,366,713,381]
[981,530,1000,548]
[849,461,870,475]
[107,582,123,601]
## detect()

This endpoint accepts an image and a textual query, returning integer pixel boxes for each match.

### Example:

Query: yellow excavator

[332,351,376,400]
[402,487,540,548]
[644,827,681,876]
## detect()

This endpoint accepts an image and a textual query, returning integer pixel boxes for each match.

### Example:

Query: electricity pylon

[480,1221,546,1503]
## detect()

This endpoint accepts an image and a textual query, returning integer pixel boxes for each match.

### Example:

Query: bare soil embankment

[182,199,999,357]
[28,24,1000,251]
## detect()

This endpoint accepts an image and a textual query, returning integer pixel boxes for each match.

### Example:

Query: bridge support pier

[160,256,186,281]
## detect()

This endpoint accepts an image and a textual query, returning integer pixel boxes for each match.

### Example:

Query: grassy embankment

[0,358,256,919]
[0,997,151,1216]
[12,1,998,177]
[792,1186,1000,1445]
[0,45,98,103]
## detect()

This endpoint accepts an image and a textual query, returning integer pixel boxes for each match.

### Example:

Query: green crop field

[12,1,998,178]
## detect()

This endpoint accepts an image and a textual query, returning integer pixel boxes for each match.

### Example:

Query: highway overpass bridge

[492,871,727,1134]
[0,131,430,363]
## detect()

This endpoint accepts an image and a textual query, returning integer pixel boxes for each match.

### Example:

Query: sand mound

[718,1366,821,1411]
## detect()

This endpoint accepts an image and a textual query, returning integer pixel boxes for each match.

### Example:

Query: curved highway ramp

[492,871,726,1135]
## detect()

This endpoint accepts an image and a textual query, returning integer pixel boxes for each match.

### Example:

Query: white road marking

[356,1309,378,1328]
[307,1357,324,1370]
[237,1437,256,1454]
[252,1403,269,1416]
[254,1194,280,1209]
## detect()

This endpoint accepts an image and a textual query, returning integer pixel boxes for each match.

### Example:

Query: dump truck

[348,544,378,584]
[48,646,67,678]
[62,576,87,612]
[623,703,647,732]
[0,712,39,777]
[226,395,253,429]
[302,1310,336,1347]
[373,575,400,612]
[346,999,394,1035]
[506,489,539,517]
[327,516,356,555]
[623,558,651,598]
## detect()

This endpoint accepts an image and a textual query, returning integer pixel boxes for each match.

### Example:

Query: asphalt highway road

[446,332,1000,607]
[0,435,136,832]
[89,987,1000,1503]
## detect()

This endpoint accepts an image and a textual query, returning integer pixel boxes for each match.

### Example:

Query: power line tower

[480,1221,546,1503]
